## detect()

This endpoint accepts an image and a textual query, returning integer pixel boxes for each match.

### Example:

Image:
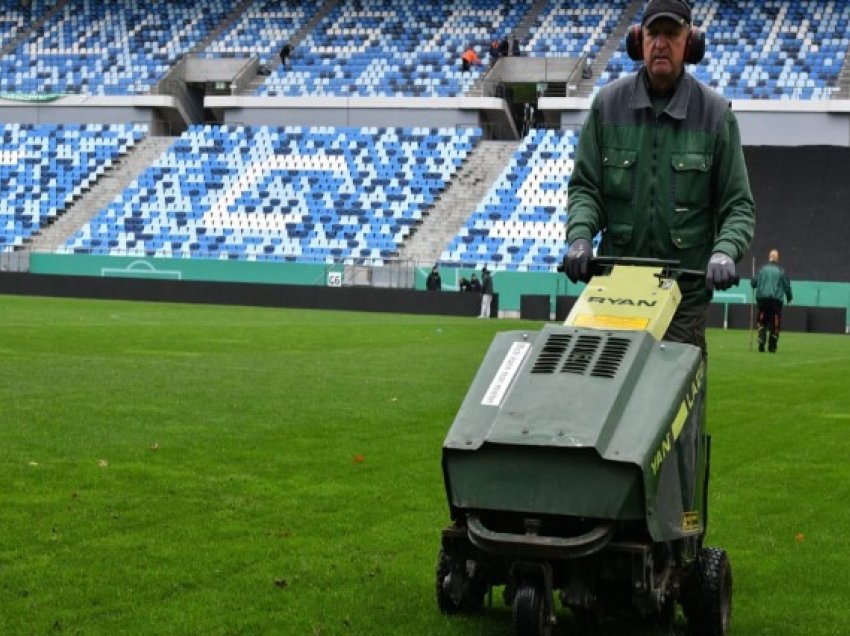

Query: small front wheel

[682,546,732,636]
[435,546,486,614]
[512,583,552,636]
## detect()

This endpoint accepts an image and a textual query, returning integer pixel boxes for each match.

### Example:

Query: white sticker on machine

[481,341,531,406]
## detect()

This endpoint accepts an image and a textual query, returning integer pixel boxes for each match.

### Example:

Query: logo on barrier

[327,271,343,287]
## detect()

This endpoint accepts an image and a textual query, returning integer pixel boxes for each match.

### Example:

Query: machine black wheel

[682,547,732,636]
[435,547,486,614]
[511,584,552,636]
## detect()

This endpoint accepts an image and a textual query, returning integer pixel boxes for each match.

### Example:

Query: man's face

[642,18,689,90]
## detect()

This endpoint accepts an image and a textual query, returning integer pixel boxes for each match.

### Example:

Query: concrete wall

[206,95,510,133]
[546,96,850,147]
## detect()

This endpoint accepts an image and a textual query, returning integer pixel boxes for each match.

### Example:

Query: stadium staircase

[191,0,256,55]
[836,48,850,99]
[572,0,642,97]
[0,0,69,59]
[26,136,176,254]
[240,0,340,95]
[397,140,519,266]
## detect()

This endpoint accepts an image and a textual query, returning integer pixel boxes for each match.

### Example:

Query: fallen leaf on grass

[274,578,288,588]
[28,461,38,467]
[149,442,160,451]
[353,454,365,463]
[98,459,109,468]
[795,532,805,543]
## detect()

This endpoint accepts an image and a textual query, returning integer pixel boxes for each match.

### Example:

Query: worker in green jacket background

[751,248,793,353]
[564,0,756,355]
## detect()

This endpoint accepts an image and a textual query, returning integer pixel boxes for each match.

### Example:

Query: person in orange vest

[461,45,481,72]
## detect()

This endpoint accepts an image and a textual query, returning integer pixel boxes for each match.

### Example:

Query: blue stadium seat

[440,128,579,273]
[63,125,483,265]
[0,122,146,253]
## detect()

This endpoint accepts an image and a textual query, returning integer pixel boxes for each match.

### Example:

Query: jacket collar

[631,67,693,120]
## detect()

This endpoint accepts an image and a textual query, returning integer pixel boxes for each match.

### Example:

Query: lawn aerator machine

[436,258,732,635]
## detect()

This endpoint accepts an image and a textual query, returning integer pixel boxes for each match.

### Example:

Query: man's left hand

[706,252,737,291]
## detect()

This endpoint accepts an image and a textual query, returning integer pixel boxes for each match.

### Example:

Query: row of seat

[257,0,532,98]
[439,128,579,272]
[1,1,849,100]
[0,123,147,253]
[0,0,232,95]
[61,125,482,263]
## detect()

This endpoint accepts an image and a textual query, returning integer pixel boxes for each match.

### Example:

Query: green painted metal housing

[442,324,705,542]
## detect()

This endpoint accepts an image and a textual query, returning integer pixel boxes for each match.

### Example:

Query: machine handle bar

[557,256,705,280]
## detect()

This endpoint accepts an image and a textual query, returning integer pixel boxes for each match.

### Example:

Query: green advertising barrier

[30,253,340,287]
[29,254,850,320]
[0,92,66,102]
[415,265,850,316]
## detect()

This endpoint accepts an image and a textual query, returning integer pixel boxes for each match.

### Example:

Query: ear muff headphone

[625,23,706,64]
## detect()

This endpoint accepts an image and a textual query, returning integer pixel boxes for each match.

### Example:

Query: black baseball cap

[642,0,692,27]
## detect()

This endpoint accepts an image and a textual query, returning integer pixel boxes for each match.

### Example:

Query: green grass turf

[1,294,848,635]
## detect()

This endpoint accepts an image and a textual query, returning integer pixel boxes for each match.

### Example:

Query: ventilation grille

[591,337,631,378]
[562,335,602,375]
[530,332,631,378]
[531,333,573,373]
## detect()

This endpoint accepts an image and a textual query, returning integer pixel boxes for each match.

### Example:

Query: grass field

[1,294,848,635]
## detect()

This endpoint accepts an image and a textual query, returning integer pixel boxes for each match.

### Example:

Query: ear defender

[625,24,705,64]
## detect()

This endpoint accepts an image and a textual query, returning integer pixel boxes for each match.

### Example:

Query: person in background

[426,264,442,291]
[499,37,510,58]
[468,273,482,293]
[461,45,481,72]
[751,248,793,353]
[479,267,493,318]
[279,42,292,69]
[490,40,501,66]
[563,0,755,355]
[512,35,521,56]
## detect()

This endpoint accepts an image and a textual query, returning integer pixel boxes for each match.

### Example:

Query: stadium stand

[526,0,630,63]
[0,0,60,50]
[439,128,586,272]
[61,125,482,264]
[0,0,848,290]
[0,122,146,253]
[0,0,233,95]
[200,0,320,67]
[257,0,535,97]
[0,0,846,102]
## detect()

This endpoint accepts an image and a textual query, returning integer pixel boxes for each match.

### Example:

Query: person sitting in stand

[461,45,481,72]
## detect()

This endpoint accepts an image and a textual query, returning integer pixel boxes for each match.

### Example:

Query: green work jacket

[752,262,792,304]
[567,68,756,307]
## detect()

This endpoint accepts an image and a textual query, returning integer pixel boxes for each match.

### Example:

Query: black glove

[563,239,592,283]
[706,252,737,291]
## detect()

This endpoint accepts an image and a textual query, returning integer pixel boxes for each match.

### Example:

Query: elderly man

[564,0,755,354]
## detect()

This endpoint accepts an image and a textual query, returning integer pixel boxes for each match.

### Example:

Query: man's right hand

[563,239,592,283]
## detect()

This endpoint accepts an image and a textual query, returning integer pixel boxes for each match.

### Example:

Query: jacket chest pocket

[671,152,712,208]
[602,148,637,200]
